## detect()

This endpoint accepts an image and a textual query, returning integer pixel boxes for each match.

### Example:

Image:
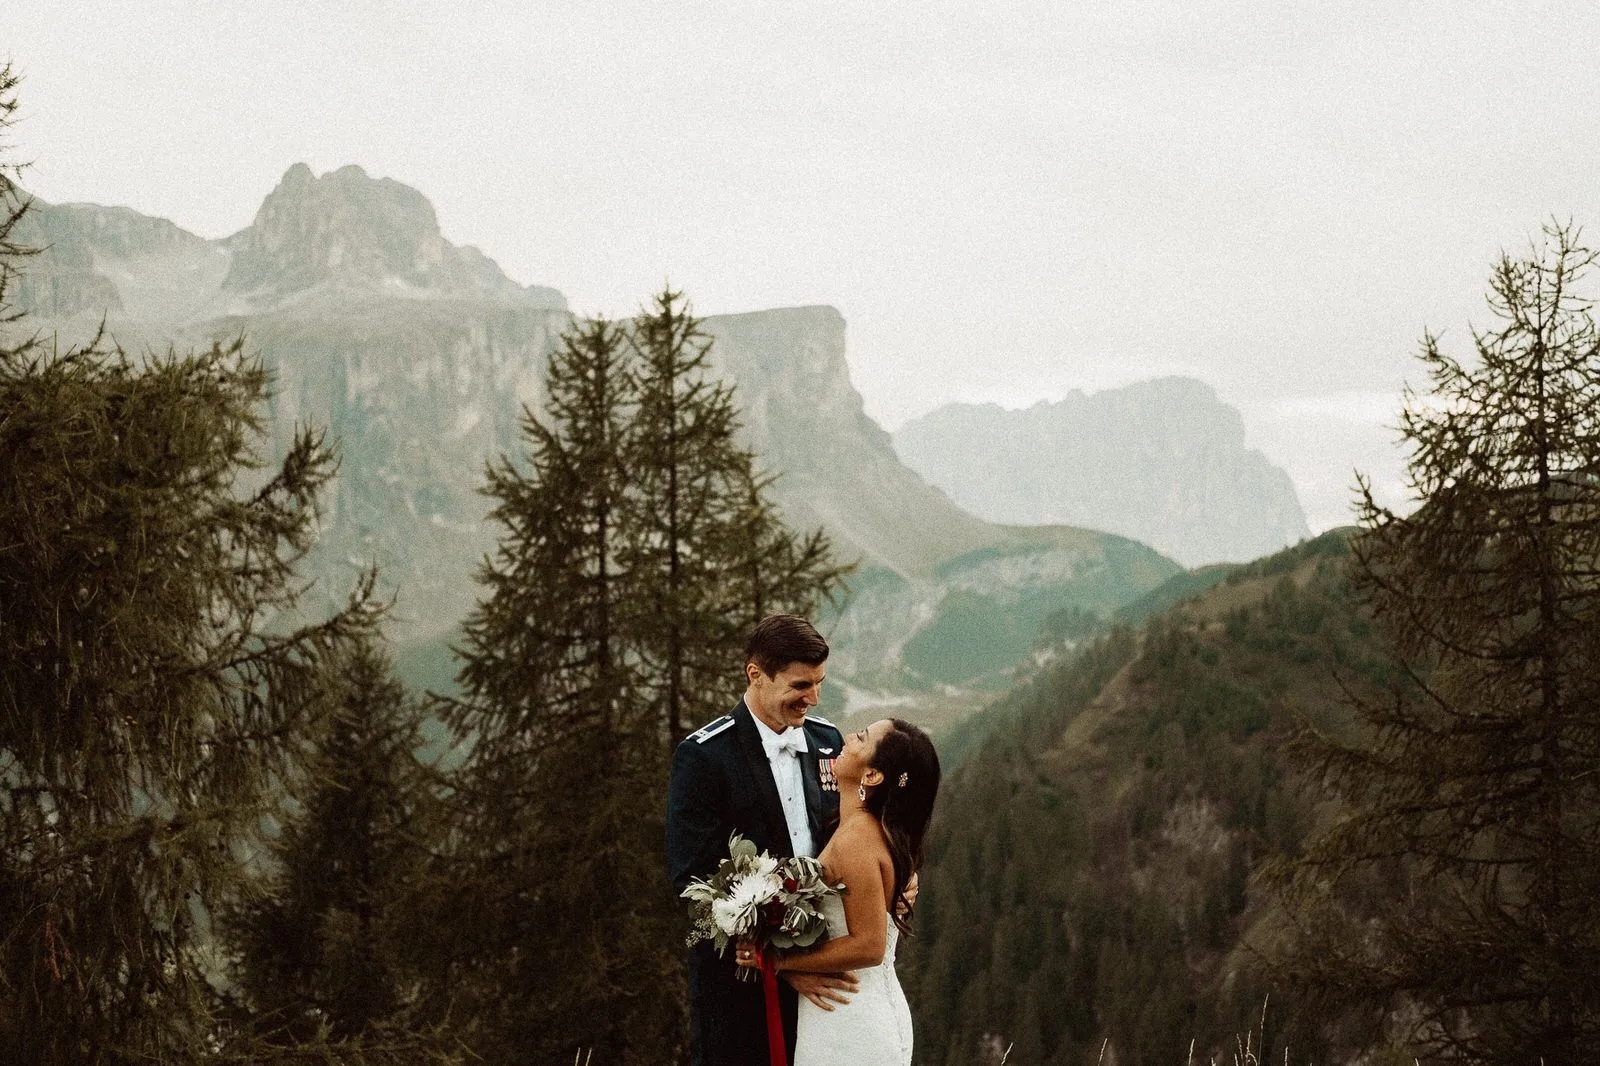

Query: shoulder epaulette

[690,716,736,744]
[805,714,837,729]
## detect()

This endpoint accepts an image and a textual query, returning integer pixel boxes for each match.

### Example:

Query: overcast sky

[10,1,1600,531]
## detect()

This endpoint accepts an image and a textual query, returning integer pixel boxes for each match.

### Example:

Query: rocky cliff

[892,379,1311,567]
[9,201,219,319]
[700,307,998,577]
[9,167,1181,709]
[219,163,566,312]
[12,170,572,639]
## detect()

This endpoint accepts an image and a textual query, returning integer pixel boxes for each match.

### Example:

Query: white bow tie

[765,728,809,759]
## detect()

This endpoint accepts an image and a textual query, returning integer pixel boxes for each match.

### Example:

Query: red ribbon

[759,948,786,1066]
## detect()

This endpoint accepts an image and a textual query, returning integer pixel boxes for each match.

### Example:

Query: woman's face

[834,718,894,785]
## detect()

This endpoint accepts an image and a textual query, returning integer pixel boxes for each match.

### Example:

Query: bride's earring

[857,783,867,802]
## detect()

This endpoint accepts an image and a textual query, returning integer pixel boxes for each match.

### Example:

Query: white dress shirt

[751,714,817,859]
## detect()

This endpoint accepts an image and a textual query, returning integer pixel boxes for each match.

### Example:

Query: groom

[666,614,858,1066]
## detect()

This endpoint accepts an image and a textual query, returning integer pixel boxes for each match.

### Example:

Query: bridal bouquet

[682,833,841,981]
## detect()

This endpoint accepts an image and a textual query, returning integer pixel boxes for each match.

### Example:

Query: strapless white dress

[794,893,913,1065]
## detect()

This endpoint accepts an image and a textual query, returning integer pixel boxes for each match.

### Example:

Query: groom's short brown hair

[745,614,829,678]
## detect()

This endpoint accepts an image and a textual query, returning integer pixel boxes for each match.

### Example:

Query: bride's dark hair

[862,719,941,934]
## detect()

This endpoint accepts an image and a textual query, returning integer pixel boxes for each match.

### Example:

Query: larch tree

[0,66,436,1064]
[0,164,383,1066]
[623,288,849,748]
[223,634,455,1058]
[446,315,682,1065]
[1272,222,1600,1064]
[444,291,848,1064]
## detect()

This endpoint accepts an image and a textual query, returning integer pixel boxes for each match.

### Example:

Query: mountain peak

[278,161,315,188]
[220,164,565,311]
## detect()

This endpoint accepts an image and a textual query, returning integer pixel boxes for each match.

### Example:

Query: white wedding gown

[794,893,913,1065]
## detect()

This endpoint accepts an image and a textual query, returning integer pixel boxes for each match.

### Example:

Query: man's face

[745,660,825,732]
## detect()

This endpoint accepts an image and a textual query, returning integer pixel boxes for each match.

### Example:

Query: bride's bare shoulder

[820,820,890,871]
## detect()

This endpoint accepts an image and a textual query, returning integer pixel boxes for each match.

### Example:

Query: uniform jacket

[666,700,845,893]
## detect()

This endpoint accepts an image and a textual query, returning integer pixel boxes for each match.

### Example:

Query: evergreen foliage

[1269,223,1600,1064]
[443,313,677,1065]
[0,65,34,322]
[456,316,639,758]
[444,292,847,1064]
[900,532,1393,1066]
[0,65,385,1061]
[623,288,849,746]
[223,635,456,1060]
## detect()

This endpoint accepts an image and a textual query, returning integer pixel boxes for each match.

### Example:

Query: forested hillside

[901,530,1394,1066]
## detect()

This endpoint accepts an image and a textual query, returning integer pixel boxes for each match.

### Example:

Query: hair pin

[898,771,909,787]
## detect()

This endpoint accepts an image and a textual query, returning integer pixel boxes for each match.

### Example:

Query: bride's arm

[774,841,890,974]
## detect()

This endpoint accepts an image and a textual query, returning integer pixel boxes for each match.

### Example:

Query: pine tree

[624,288,850,747]
[0,225,382,1056]
[445,316,682,1065]
[444,294,848,1063]
[455,316,638,761]
[731,465,848,628]
[224,635,455,1058]
[0,64,34,325]
[623,289,745,747]
[0,68,402,1062]
[1272,222,1600,1064]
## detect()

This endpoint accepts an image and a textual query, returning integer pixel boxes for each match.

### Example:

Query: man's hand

[783,969,858,1011]
[896,871,919,918]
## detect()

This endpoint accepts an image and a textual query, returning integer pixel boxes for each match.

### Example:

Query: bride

[738,717,941,1066]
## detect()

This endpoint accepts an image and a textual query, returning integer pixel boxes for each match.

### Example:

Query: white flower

[711,870,782,937]
[711,896,750,937]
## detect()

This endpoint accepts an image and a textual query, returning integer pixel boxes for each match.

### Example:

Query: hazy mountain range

[894,384,1309,567]
[10,163,1308,712]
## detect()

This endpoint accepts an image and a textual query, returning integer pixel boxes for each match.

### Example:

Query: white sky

[9,0,1600,531]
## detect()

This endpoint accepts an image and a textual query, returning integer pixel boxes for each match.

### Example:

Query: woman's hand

[734,938,761,970]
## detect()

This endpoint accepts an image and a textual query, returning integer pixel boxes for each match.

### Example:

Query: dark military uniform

[666,700,845,1066]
